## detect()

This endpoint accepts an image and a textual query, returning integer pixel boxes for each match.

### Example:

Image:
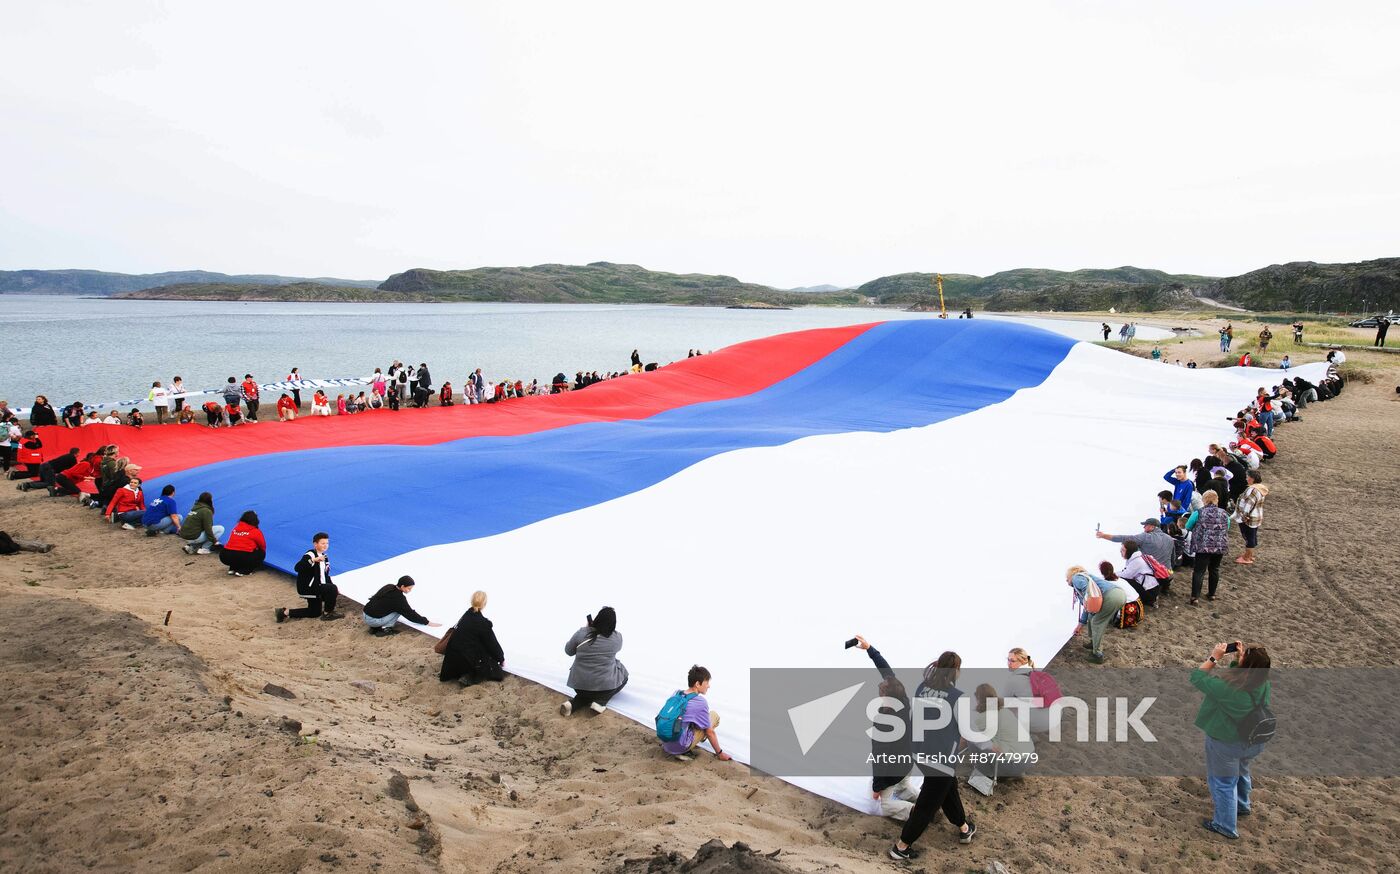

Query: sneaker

[379,626,400,635]
[121,523,137,531]
[888,844,920,860]
[1089,652,1107,664]
[559,701,573,717]
[368,627,385,636]
[589,701,608,714]
[145,529,159,538]
[958,820,977,844]
[319,611,343,621]
[196,547,212,555]
[232,571,248,577]
[182,543,197,555]
[274,608,287,623]
[227,569,237,576]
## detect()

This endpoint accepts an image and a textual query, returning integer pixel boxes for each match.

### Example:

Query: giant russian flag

[38,319,1321,811]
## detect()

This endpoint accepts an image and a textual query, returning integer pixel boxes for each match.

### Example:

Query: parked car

[1348,315,1400,328]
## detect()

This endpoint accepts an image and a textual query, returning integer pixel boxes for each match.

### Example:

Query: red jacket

[64,459,97,482]
[277,396,296,415]
[242,379,260,400]
[223,521,266,554]
[106,486,145,516]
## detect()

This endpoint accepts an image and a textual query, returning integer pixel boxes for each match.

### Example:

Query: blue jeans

[147,517,178,534]
[363,612,400,629]
[1205,734,1264,836]
[183,525,226,548]
[1259,409,1274,437]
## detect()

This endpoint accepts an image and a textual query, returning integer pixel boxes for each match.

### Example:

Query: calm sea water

[0,295,1169,410]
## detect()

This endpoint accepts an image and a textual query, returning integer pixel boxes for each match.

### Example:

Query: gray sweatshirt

[564,627,628,692]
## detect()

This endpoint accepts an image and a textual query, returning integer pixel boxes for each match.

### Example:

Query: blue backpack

[655,691,697,742]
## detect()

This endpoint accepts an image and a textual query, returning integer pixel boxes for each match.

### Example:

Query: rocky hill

[1205,258,1400,313]
[0,269,382,295]
[378,262,859,306]
[856,267,1215,311]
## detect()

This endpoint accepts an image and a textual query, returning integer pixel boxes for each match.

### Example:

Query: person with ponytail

[440,590,506,686]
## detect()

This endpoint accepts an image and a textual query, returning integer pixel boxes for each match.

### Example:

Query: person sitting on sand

[440,590,506,686]
[276,531,341,622]
[49,450,99,498]
[177,491,224,555]
[93,458,136,511]
[127,409,144,428]
[968,683,1036,787]
[141,484,181,535]
[354,391,369,412]
[219,510,267,576]
[560,607,628,716]
[101,410,122,425]
[362,575,441,636]
[1116,539,1160,607]
[1001,648,1058,734]
[850,635,917,820]
[440,382,454,406]
[105,475,145,529]
[177,406,196,425]
[276,393,297,422]
[336,393,348,416]
[311,391,332,417]
[659,665,731,762]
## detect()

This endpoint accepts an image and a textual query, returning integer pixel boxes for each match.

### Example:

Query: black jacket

[28,403,57,427]
[294,549,334,596]
[440,609,505,681]
[866,647,913,791]
[364,584,428,624]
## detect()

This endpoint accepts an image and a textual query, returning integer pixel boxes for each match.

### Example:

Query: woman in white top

[147,381,170,424]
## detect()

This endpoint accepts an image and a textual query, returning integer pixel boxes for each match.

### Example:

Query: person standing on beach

[1193,640,1272,839]
[1378,319,1390,348]
[276,532,342,622]
[222,378,241,419]
[1233,470,1268,565]
[1257,327,1272,352]
[1102,323,1111,341]
[170,377,186,413]
[241,374,260,422]
[287,368,303,408]
[1292,320,1304,344]
[147,381,170,424]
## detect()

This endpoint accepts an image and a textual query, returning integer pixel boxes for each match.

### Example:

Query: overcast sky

[2,2,1397,288]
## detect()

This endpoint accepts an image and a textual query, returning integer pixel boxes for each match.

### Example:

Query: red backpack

[1029,670,1062,705]
[1142,554,1173,580]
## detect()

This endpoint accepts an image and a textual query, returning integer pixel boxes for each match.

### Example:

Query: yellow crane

[933,273,947,318]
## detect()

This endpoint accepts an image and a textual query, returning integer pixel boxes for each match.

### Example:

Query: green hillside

[0,269,382,295]
[378,262,860,306]
[1205,258,1400,313]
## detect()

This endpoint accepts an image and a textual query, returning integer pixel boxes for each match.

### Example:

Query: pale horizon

[3,1,1398,289]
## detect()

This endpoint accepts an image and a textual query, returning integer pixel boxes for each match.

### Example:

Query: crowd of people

[0,334,1350,858]
[8,348,677,434]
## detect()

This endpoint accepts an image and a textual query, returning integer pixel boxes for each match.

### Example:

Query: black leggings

[899,771,967,846]
[52,473,83,496]
[569,678,628,711]
[289,582,338,618]
[1191,552,1223,598]
[220,547,265,574]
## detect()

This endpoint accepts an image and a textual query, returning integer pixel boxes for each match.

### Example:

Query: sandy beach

[4,336,1399,874]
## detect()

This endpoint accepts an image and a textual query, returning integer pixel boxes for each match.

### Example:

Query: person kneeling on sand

[276,532,341,622]
[851,635,917,819]
[560,607,627,715]
[440,590,506,686]
[276,393,297,422]
[142,484,181,535]
[362,575,441,636]
[178,492,224,555]
[659,665,731,762]
[220,510,267,576]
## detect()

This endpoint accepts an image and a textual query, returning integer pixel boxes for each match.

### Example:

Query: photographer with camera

[1191,639,1273,839]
